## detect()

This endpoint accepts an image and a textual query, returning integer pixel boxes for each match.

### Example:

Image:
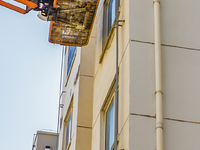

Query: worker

[37,0,54,21]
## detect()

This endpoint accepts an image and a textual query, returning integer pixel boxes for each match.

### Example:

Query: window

[67,46,77,76]
[65,112,72,149]
[107,0,116,34]
[63,97,73,150]
[100,0,120,55]
[105,99,115,150]
[44,146,51,150]
[101,78,117,150]
[103,0,116,46]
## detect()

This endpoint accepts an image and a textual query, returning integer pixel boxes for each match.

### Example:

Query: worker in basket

[37,0,54,21]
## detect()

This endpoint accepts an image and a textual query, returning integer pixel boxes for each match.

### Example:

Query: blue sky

[0,4,62,150]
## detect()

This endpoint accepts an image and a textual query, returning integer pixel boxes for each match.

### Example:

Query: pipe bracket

[155,90,163,95]
[153,0,161,4]
[156,122,163,129]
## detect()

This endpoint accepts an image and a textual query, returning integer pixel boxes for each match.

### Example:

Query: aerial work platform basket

[48,0,99,46]
[0,0,99,46]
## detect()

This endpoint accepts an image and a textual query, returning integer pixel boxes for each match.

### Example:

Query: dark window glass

[105,99,114,150]
[108,0,116,34]
[102,0,117,49]
[67,46,76,76]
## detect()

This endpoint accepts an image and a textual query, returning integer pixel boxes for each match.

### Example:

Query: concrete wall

[58,24,96,150]
[92,0,130,149]
[34,131,57,150]
[129,0,200,150]
[58,47,81,150]
[57,0,200,150]
[75,31,96,150]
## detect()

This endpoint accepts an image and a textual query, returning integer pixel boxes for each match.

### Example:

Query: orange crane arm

[0,0,37,14]
[15,0,37,8]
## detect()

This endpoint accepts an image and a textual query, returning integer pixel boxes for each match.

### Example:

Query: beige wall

[58,0,200,150]
[92,0,130,149]
[129,0,200,150]
[58,26,95,150]
[33,131,57,150]
[93,0,200,150]
[57,47,81,150]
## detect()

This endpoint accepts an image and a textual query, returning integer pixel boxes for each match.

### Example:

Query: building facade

[32,130,57,150]
[56,0,200,150]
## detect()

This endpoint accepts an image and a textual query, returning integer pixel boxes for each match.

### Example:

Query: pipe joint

[156,122,163,129]
[155,90,163,95]
[153,0,160,4]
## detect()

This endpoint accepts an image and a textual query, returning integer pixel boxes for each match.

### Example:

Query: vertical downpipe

[153,0,164,150]
[114,0,119,150]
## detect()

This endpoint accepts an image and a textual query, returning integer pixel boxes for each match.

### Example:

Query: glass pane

[111,0,116,27]
[106,99,114,150]
[108,0,116,33]
[67,46,76,76]
[66,113,72,148]
[68,115,72,144]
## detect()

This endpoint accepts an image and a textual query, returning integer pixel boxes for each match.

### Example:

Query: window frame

[67,46,77,77]
[65,112,72,149]
[107,0,116,34]
[63,100,73,150]
[99,76,118,150]
[101,77,118,150]
[100,0,120,63]
[65,46,77,86]
[102,0,116,49]
[105,97,115,150]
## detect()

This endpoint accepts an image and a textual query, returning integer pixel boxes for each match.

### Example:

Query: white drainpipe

[153,0,164,150]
